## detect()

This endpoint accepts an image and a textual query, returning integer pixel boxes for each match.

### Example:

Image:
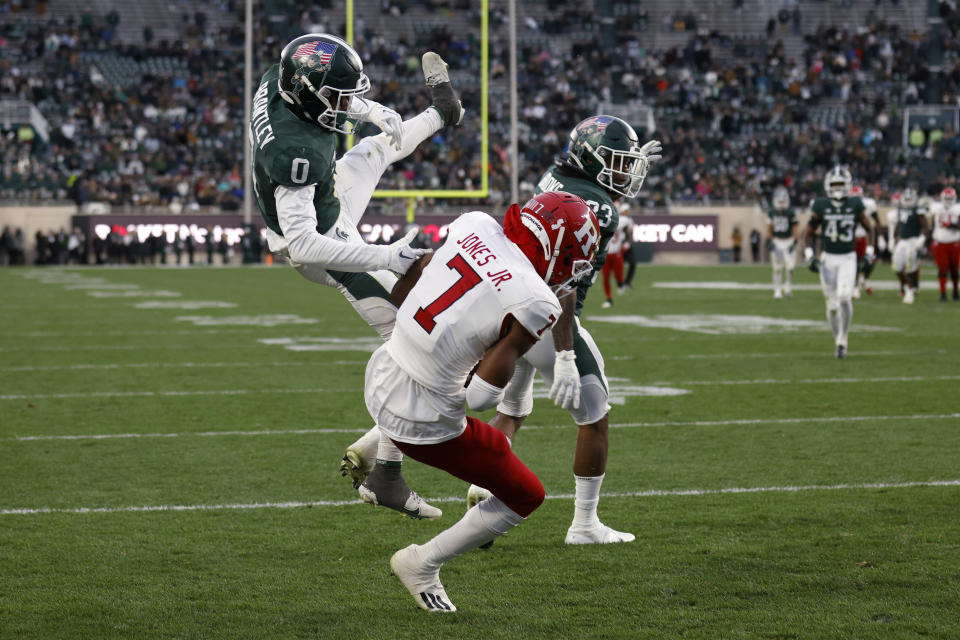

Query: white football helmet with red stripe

[941,187,957,207]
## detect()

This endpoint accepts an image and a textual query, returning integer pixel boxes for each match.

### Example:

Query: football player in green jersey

[804,166,875,358]
[467,115,662,544]
[891,188,931,304]
[251,33,465,520]
[765,185,800,299]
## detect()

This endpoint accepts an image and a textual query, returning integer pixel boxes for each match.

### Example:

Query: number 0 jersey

[368,211,561,443]
[809,196,865,254]
[249,64,340,238]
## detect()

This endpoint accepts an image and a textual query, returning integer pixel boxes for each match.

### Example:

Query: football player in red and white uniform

[600,214,631,307]
[365,192,600,612]
[849,185,878,298]
[930,186,960,301]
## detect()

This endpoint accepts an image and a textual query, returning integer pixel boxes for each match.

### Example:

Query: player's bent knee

[571,377,611,426]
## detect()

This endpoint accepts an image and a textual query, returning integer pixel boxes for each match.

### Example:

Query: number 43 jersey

[809,196,865,254]
[368,211,561,444]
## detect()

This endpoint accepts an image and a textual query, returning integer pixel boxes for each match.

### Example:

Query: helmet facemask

[823,167,852,201]
[595,145,649,199]
[772,186,790,210]
[901,188,918,207]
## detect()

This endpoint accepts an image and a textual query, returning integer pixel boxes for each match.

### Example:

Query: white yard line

[0,361,366,373]
[0,388,343,400]
[3,479,957,516]
[3,373,957,400]
[6,413,958,442]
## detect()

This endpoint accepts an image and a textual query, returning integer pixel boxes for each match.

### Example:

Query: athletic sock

[420,497,523,567]
[572,474,604,528]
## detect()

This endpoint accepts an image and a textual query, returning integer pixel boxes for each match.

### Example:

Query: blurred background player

[470,115,661,545]
[366,193,600,611]
[849,185,879,298]
[618,205,637,290]
[600,213,632,308]
[891,188,931,304]
[249,33,465,519]
[804,166,874,359]
[764,185,799,300]
[929,187,960,302]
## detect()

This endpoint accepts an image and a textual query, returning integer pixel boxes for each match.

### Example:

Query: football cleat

[466,485,495,549]
[835,344,847,359]
[602,299,613,308]
[338,428,379,489]
[851,287,861,300]
[865,286,873,295]
[784,288,792,299]
[391,545,457,612]
[903,288,915,304]
[565,522,635,545]
[773,289,783,300]
[359,462,442,520]
[954,290,960,301]
[422,52,464,127]
[941,292,948,302]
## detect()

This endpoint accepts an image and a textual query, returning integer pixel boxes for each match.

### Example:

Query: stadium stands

[1,0,958,220]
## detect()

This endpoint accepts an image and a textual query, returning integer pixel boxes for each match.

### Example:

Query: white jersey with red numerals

[367,210,561,444]
[855,197,878,238]
[930,202,960,244]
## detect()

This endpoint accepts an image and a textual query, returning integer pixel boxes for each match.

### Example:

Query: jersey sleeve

[506,295,561,342]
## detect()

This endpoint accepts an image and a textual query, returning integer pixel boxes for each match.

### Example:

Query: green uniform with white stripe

[896,205,924,239]
[766,206,797,238]
[251,64,341,237]
[809,196,865,253]
[533,162,616,396]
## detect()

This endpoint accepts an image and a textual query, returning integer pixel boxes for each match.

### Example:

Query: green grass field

[1,262,958,639]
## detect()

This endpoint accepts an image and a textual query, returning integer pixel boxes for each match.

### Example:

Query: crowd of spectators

[1,0,959,219]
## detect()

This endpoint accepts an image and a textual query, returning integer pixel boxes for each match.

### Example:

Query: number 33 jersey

[366,211,561,444]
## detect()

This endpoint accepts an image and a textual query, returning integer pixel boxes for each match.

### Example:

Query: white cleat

[773,289,783,300]
[851,287,861,300]
[565,522,636,545]
[338,428,379,489]
[903,287,915,304]
[390,545,457,612]
[422,52,464,126]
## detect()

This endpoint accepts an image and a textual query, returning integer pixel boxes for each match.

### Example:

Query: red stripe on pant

[391,417,545,518]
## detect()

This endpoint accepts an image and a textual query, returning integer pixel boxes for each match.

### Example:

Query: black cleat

[422,52,464,126]
[835,345,846,359]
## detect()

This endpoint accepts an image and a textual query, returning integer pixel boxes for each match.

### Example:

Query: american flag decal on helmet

[581,116,612,131]
[293,40,337,64]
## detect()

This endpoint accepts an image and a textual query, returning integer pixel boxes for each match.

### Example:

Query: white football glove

[548,350,580,411]
[386,228,429,274]
[365,105,403,151]
[638,139,663,163]
[865,244,875,259]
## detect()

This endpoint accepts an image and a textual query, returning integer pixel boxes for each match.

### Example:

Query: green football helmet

[823,166,852,200]
[278,33,370,133]
[565,115,648,198]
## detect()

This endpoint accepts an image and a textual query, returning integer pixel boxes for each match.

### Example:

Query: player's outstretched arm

[277,185,428,274]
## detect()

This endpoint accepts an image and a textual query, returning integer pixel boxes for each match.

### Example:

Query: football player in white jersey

[364,192,600,612]
[929,187,960,301]
[849,185,878,298]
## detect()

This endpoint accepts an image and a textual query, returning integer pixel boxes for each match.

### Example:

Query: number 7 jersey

[387,211,562,398]
[809,196,865,254]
